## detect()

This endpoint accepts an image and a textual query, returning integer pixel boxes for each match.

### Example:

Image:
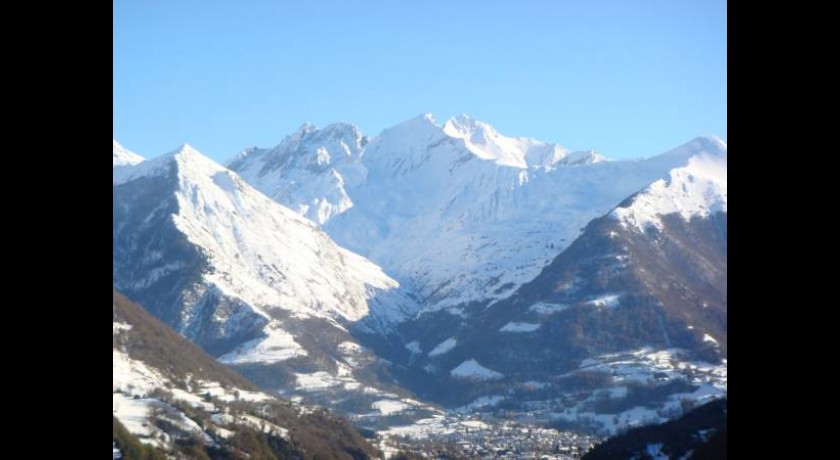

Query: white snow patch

[240,414,290,440]
[372,400,411,415]
[212,425,235,440]
[523,381,549,390]
[405,340,422,354]
[112,393,162,445]
[703,333,719,345]
[212,413,289,440]
[293,367,361,392]
[459,420,490,430]
[338,341,364,355]
[428,338,457,357]
[529,302,569,315]
[219,321,307,364]
[193,380,271,403]
[499,322,541,332]
[113,322,133,334]
[113,350,167,395]
[344,381,362,390]
[450,359,504,380]
[588,294,621,308]
[167,388,214,411]
[294,372,341,390]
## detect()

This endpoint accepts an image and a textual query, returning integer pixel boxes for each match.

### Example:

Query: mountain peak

[442,114,497,140]
[448,113,477,125]
[278,123,318,146]
[441,115,536,168]
[322,121,362,134]
[392,112,441,130]
[657,135,727,163]
[296,122,317,133]
[419,112,438,124]
[375,113,446,146]
[695,134,727,152]
[269,122,367,156]
[685,135,727,154]
[113,140,145,167]
[170,142,201,156]
[165,143,230,179]
[613,139,727,232]
[317,122,367,149]
[115,141,225,186]
[263,121,367,161]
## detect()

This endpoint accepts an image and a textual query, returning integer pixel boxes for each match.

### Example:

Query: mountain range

[113,113,727,438]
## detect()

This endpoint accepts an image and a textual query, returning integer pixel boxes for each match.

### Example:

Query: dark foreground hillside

[113,290,379,459]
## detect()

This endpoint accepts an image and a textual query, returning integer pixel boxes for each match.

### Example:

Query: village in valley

[362,410,599,459]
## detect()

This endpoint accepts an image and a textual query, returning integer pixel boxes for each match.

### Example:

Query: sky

[113,0,726,163]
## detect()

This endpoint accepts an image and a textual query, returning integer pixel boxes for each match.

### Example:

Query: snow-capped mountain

[229,114,721,321]
[441,114,604,168]
[113,143,420,408]
[113,140,145,167]
[612,136,727,232]
[368,142,727,434]
[115,115,726,435]
[227,123,368,225]
[113,140,146,187]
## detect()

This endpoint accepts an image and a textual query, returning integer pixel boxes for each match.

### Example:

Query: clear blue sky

[113,0,726,162]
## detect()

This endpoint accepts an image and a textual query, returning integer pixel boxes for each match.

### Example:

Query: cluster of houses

[380,413,598,459]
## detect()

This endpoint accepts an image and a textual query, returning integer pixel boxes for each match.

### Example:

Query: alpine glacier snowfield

[228,114,727,319]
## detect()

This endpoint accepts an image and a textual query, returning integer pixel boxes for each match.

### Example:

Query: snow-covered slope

[113,290,276,451]
[441,114,597,169]
[113,140,146,186]
[227,123,368,225]
[230,114,724,319]
[113,140,145,167]
[113,142,416,364]
[613,137,727,232]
